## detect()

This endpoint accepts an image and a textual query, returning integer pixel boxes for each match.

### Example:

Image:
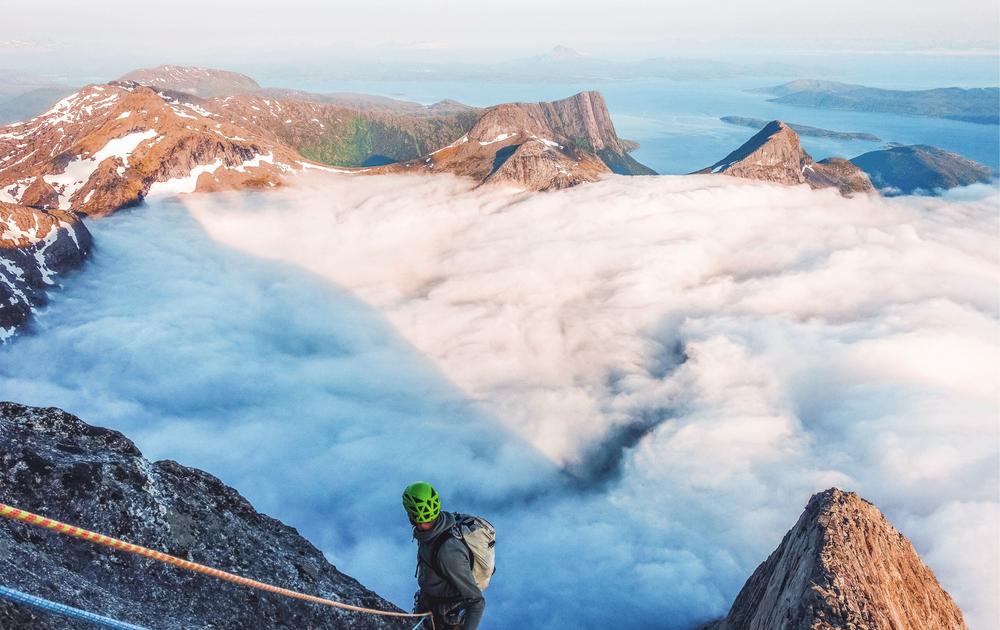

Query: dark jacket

[414,512,485,630]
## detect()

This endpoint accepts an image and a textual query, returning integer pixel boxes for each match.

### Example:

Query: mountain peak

[709,487,968,630]
[699,120,873,195]
[701,119,805,180]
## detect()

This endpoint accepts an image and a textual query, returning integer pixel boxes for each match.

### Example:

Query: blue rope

[0,585,149,630]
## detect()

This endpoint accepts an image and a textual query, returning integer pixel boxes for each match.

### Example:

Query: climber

[403,481,493,630]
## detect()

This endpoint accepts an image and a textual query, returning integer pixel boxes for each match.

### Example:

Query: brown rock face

[19,177,59,208]
[709,488,968,630]
[699,121,874,195]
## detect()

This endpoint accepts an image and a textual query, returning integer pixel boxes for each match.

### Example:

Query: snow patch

[479,132,518,146]
[182,102,216,118]
[171,108,199,120]
[146,159,225,197]
[93,129,158,166]
[531,135,563,149]
[431,134,470,155]
[296,161,355,174]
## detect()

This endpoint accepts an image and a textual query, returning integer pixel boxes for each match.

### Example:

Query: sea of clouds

[2,172,997,629]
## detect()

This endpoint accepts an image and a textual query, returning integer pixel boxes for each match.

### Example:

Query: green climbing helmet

[402,481,441,524]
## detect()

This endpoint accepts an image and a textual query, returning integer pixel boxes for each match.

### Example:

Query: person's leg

[439,601,465,629]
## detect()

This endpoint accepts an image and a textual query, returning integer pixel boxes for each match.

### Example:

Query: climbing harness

[0,502,434,629]
[0,584,149,630]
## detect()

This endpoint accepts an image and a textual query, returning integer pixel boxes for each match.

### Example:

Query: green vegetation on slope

[296,112,480,168]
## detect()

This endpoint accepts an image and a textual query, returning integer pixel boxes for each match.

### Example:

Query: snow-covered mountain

[0,202,90,340]
[0,82,313,216]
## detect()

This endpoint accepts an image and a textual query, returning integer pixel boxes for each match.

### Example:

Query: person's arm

[437,540,485,630]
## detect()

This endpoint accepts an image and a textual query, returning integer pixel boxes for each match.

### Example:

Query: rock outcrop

[0,203,91,341]
[698,120,874,195]
[707,488,967,630]
[0,402,408,629]
[850,144,993,195]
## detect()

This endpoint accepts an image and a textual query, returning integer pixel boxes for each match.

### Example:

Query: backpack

[430,514,497,591]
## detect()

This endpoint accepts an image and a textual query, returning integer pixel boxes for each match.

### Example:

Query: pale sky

[3,0,998,61]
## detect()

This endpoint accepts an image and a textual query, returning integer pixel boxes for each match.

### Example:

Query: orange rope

[0,502,433,628]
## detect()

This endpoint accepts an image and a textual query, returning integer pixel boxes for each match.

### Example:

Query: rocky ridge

[708,488,967,630]
[0,402,408,630]
[0,202,91,340]
[698,120,875,195]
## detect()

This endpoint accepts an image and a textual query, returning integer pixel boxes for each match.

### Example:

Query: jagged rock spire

[709,488,967,630]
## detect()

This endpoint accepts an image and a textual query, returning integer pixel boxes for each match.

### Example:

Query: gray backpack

[430,514,497,590]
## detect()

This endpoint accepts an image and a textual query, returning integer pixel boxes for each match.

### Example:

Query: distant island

[754,80,1000,125]
[720,116,881,141]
